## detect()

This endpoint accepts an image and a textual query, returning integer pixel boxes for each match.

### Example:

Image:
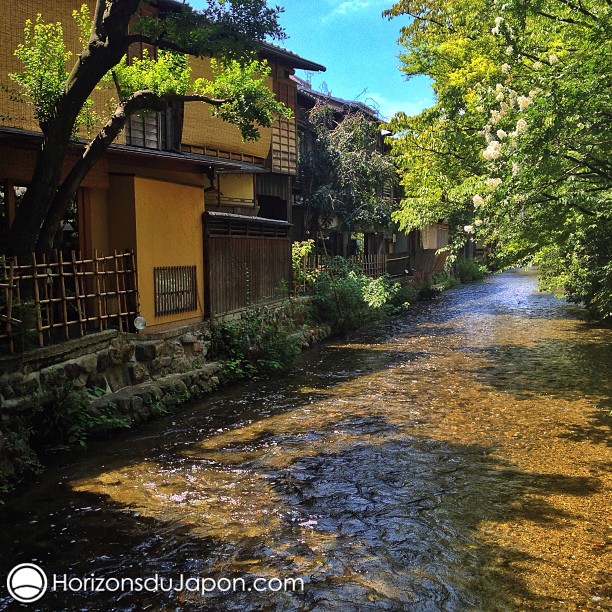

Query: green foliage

[210,304,303,378]
[292,239,319,289]
[454,257,487,283]
[311,257,400,331]
[389,283,419,309]
[10,14,69,125]
[9,301,39,352]
[416,283,441,300]
[386,0,612,319]
[198,59,292,141]
[432,270,460,290]
[10,6,100,135]
[109,49,191,98]
[40,383,130,448]
[299,104,397,236]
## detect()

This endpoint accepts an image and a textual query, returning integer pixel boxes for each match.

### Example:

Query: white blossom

[549,53,559,65]
[505,45,514,55]
[464,225,475,233]
[496,129,507,140]
[486,177,502,189]
[501,63,511,73]
[528,89,540,99]
[500,102,509,114]
[473,194,485,207]
[496,91,505,102]
[517,96,531,110]
[533,61,542,69]
[495,83,504,93]
[494,16,503,26]
[490,109,502,124]
[512,162,521,175]
[475,105,484,112]
[516,118,528,133]
[491,26,500,35]
[483,140,502,160]
[474,219,483,227]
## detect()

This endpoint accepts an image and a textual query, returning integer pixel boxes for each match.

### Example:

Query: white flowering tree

[385,0,612,318]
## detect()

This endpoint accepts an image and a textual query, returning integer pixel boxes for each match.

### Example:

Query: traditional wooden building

[292,78,448,280]
[0,0,324,341]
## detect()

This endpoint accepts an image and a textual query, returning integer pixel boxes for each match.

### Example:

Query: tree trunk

[5,122,74,258]
[5,0,140,258]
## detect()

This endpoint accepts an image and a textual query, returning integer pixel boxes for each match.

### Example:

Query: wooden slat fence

[351,253,388,278]
[203,212,292,316]
[0,251,138,354]
[295,253,389,294]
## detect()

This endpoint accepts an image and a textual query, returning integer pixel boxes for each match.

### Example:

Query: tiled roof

[293,78,380,121]
[259,42,326,72]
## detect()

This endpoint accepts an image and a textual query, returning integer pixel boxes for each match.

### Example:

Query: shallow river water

[1,269,611,611]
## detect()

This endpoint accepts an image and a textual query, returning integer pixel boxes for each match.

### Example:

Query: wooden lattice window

[154,266,198,316]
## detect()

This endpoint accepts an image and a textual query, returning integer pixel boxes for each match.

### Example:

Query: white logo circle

[6,563,48,603]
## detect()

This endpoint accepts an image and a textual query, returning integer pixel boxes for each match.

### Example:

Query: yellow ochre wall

[183,56,273,159]
[89,188,111,254]
[107,175,136,253]
[0,0,118,140]
[218,173,254,200]
[134,176,205,326]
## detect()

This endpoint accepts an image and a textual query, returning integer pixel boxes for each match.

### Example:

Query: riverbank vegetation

[384,0,611,320]
[210,243,476,381]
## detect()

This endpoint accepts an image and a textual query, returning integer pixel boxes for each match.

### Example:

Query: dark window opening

[258,195,288,221]
[154,265,198,316]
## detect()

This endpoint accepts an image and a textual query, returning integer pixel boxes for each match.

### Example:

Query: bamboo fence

[0,250,138,354]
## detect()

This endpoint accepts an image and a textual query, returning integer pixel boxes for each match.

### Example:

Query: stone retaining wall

[0,322,215,490]
[0,304,333,493]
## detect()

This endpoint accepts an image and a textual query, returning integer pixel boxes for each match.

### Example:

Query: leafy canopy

[10,3,290,141]
[385,0,612,318]
[299,104,396,234]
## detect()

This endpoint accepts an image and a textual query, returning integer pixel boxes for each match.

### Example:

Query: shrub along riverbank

[0,254,483,497]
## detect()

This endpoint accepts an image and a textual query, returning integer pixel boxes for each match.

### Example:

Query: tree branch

[537,192,597,217]
[126,33,189,55]
[534,10,591,28]
[557,0,598,20]
[565,155,612,182]
[36,88,230,252]
[111,70,123,101]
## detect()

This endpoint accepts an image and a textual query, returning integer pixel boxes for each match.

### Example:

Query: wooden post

[114,251,123,332]
[7,260,15,354]
[93,250,103,332]
[129,250,138,325]
[71,250,85,337]
[31,253,43,348]
[58,251,69,339]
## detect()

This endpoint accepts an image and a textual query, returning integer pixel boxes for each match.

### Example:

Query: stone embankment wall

[0,324,220,489]
[0,312,332,492]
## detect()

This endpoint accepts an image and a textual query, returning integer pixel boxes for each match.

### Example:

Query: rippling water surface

[1,269,610,610]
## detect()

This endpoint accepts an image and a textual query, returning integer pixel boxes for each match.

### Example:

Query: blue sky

[191,0,436,120]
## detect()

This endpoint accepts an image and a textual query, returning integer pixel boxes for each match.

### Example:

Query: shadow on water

[0,269,610,610]
[467,339,612,448]
[0,417,604,611]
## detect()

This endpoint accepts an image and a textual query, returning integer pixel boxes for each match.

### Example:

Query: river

[1,269,610,610]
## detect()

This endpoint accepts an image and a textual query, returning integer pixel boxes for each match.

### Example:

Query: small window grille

[154,266,198,316]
